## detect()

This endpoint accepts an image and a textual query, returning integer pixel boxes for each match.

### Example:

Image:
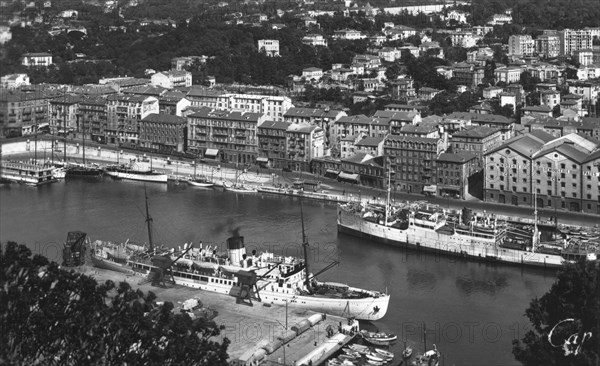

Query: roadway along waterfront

[1,177,561,366]
[3,139,600,228]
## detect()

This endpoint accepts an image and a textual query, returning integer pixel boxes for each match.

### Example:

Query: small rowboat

[365,353,384,362]
[361,330,397,346]
[374,348,394,359]
[338,354,358,361]
[348,344,370,354]
[366,360,383,366]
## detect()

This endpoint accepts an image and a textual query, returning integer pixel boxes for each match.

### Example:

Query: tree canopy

[0,242,229,365]
[512,260,599,366]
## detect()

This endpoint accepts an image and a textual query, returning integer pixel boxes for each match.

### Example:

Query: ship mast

[532,190,539,252]
[300,200,311,291]
[384,167,391,225]
[144,186,154,252]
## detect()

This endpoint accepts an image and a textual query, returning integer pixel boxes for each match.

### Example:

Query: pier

[77,264,361,366]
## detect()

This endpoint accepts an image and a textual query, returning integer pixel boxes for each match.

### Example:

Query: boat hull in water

[337,205,597,268]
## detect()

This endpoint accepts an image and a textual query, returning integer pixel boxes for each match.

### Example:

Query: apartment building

[559,29,593,56]
[302,34,328,47]
[0,89,54,137]
[508,35,534,56]
[535,34,560,58]
[256,120,290,167]
[48,95,82,136]
[186,108,267,164]
[436,151,480,199]
[78,96,108,143]
[384,135,443,193]
[139,113,186,153]
[150,70,192,89]
[284,123,325,171]
[105,94,159,144]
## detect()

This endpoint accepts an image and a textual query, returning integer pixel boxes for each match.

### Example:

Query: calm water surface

[0,179,556,366]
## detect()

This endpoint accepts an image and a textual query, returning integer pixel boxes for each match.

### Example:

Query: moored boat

[360,330,397,346]
[104,163,167,183]
[90,194,390,321]
[338,173,599,268]
[223,181,256,193]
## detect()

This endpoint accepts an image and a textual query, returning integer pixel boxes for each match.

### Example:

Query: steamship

[337,200,598,268]
[90,193,390,321]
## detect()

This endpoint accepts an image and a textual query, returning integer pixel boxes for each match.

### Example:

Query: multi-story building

[541,89,561,110]
[139,113,186,153]
[484,131,600,213]
[373,110,421,135]
[340,152,385,188]
[0,74,30,89]
[106,94,159,145]
[471,112,513,136]
[449,31,478,48]
[535,34,560,58]
[531,134,600,213]
[158,91,191,116]
[568,81,599,101]
[0,89,55,137]
[390,79,416,101]
[185,88,293,122]
[449,126,504,160]
[186,108,267,164]
[49,94,82,136]
[256,120,290,168]
[21,52,53,67]
[302,67,323,81]
[150,70,192,89]
[354,136,385,157]
[559,29,593,56]
[484,130,554,206]
[283,107,346,146]
[302,34,328,47]
[284,123,325,171]
[508,35,534,56]
[78,96,108,143]
[257,39,280,57]
[494,67,522,84]
[436,151,480,199]
[573,49,594,66]
[333,28,366,40]
[171,56,208,71]
[384,135,443,193]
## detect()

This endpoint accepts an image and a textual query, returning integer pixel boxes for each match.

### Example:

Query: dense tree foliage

[513,260,599,366]
[0,242,229,365]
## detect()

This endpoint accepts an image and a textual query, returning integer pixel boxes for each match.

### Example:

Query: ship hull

[106,171,168,183]
[141,265,389,321]
[337,209,566,268]
[90,256,134,274]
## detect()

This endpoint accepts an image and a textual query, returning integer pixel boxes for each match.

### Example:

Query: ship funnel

[227,236,246,266]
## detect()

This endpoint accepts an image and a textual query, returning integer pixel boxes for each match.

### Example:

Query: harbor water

[0,179,557,366]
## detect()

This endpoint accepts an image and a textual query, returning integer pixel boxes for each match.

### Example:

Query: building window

[536,188,541,194]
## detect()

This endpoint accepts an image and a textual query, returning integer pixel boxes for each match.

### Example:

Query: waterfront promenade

[3,138,600,228]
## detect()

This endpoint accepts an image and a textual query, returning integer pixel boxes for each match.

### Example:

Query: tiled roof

[437,151,478,163]
[142,113,186,124]
[258,120,291,130]
[452,126,500,139]
[355,136,384,146]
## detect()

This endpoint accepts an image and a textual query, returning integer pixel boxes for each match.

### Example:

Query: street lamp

[275,296,297,366]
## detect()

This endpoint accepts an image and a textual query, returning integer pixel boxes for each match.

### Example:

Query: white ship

[90,193,390,321]
[104,162,167,183]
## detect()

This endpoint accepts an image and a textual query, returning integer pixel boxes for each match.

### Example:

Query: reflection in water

[407,269,438,292]
[455,275,509,297]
